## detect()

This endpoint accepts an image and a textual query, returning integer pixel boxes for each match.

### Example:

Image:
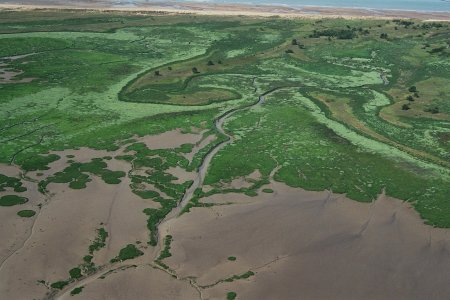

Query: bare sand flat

[62,264,198,300]
[0,175,153,299]
[0,164,44,264]
[183,133,216,162]
[167,165,196,184]
[0,152,157,299]
[161,181,450,299]
[137,128,203,150]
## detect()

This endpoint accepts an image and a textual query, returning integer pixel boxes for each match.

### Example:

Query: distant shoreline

[0,1,449,21]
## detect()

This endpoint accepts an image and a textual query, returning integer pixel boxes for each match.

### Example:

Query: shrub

[51,280,69,290]
[70,286,84,296]
[69,267,82,279]
[408,86,417,93]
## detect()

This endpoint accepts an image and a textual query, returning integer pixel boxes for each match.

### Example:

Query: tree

[408,86,417,92]
[402,104,410,110]
[406,95,414,101]
[380,33,388,39]
[192,67,199,74]
[154,70,160,76]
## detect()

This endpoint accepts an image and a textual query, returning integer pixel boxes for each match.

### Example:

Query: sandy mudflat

[2,156,450,298]
[0,0,449,20]
[0,164,44,265]
[160,181,450,299]
[0,147,154,299]
[62,264,198,300]
[137,128,204,150]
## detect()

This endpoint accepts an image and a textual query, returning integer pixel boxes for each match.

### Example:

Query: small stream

[165,93,267,220]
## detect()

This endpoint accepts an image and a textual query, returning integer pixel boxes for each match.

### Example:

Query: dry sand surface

[160,181,450,300]
[0,0,449,21]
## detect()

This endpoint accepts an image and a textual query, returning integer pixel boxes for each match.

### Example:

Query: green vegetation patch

[0,195,28,206]
[18,154,61,172]
[227,292,237,300]
[111,244,144,263]
[70,286,84,296]
[155,235,173,269]
[17,209,36,217]
[69,267,82,280]
[0,12,449,229]
[50,280,69,290]
[0,174,27,192]
[39,158,125,192]
[88,228,108,254]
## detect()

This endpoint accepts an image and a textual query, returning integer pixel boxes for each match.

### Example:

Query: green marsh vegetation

[17,209,36,217]
[0,195,28,206]
[38,158,126,192]
[0,174,27,192]
[111,244,144,263]
[155,235,173,269]
[0,10,448,230]
[70,286,84,296]
[88,228,108,254]
[227,292,237,300]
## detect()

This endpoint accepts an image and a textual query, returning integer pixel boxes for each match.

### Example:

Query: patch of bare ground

[0,164,44,264]
[160,181,450,299]
[167,166,196,184]
[184,133,217,162]
[60,264,198,300]
[135,128,204,150]
[218,170,262,190]
[198,192,255,205]
[0,53,37,84]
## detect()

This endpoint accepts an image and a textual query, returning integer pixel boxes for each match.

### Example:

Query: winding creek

[160,83,287,225]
